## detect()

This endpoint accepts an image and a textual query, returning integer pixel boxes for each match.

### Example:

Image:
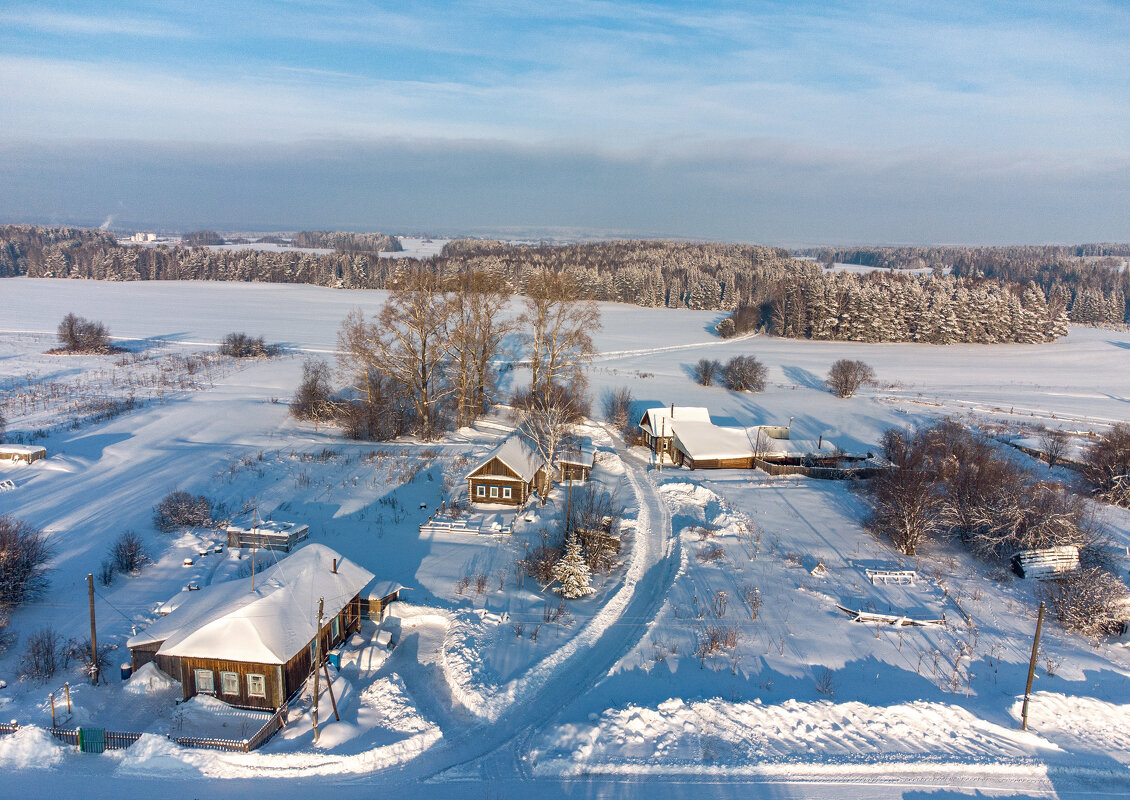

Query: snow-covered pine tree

[553,535,595,599]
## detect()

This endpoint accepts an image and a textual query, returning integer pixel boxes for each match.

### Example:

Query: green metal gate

[77,727,106,754]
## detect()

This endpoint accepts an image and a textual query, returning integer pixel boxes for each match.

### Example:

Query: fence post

[65,682,71,713]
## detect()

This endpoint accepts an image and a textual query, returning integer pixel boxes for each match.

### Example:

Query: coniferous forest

[2,225,1127,343]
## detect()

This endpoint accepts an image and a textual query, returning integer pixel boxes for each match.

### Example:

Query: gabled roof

[557,436,596,466]
[755,435,840,458]
[670,421,756,461]
[638,407,711,437]
[127,544,373,665]
[468,435,547,482]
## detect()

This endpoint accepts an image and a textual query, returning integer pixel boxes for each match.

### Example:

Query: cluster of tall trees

[765,268,1068,343]
[290,231,402,252]
[804,244,1130,326]
[306,268,598,442]
[865,421,1099,560]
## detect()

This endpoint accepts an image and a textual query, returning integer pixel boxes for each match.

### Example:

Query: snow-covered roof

[0,445,46,456]
[755,436,841,458]
[468,436,547,482]
[363,579,405,602]
[670,421,755,461]
[557,437,596,466]
[639,407,711,437]
[225,519,307,536]
[128,544,373,665]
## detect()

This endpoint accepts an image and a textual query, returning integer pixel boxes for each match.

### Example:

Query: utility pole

[1020,601,1046,730]
[251,545,257,590]
[311,597,323,742]
[87,574,99,685]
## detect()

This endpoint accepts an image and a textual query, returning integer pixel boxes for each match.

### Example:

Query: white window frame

[476,484,486,497]
[502,486,512,499]
[331,615,341,640]
[221,671,239,696]
[247,673,267,698]
[194,668,215,694]
[490,485,499,498]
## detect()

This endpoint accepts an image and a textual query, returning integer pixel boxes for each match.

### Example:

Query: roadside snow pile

[124,662,180,695]
[0,725,66,769]
[659,482,718,507]
[116,733,209,776]
[1013,692,1130,765]
[531,697,1058,775]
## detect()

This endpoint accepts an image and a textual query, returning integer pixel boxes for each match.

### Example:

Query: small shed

[466,436,549,506]
[1011,545,1081,579]
[226,519,309,552]
[557,438,596,482]
[127,544,372,710]
[362,579,405,621]
[670,421,755,469]
[0,445,47,464]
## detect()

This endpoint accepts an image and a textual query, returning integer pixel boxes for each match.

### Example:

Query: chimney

[818,435,823,449]
[670,403,674,417]
[332,558,338,574]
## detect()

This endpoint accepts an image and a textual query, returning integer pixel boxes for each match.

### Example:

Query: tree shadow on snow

[781,365,827,392]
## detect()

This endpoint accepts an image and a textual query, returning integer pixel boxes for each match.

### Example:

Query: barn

[126,544,372,710]
[0,445,47,464]
[225,518,309,552]
[669,421,756,469]
[466,436,549,506]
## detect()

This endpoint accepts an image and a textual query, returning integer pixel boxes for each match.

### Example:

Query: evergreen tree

[553,535,595,599]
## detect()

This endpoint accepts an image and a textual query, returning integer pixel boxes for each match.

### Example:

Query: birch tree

[521,271,600,403]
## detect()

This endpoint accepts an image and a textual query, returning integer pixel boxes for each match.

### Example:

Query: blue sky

[1,1,1127,243]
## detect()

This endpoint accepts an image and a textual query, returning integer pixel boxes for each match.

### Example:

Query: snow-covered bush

[153,490,213,532]
[0,515,53,609]
[110,530,148,573]
[291,357,334,422]
[721,355,767,392]
[826,359,875,398]
[1043,567,1130,639]
[1080,423,1130,507]
[55,313,113,353]
[219,332,278,358]
[600,386,634,439]
[19,627,61,681]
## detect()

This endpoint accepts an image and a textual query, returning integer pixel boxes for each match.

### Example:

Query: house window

[194,669,215,694]
[247,673,267,698]
[490,485,499,498]
[221,671,239,695]
[476,485,486,497]
[502,486,512,499]
[309,639,317,663]
[331,615,341,640]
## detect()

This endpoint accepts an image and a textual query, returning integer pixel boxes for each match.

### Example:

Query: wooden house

[225,518,309,553]
[557,438,596,482]
[466,436,549,505]
[0,445,47,464]
[670,421,756,469]
[638,406,710,462]
[127,544,373,710]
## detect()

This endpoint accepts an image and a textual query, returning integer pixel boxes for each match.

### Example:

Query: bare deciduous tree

[827,359,875,398]
[446,272,514,428]
[513,385,583,498]
[521,271,600,403]
[600,386,634,438]
[153,491,213,532]
[1081,423,1130,507]
[721,355,767,392]
[864,428,945,555]
[1038,427,1072,469]
[291,357,334,422]
[693,358,721,386]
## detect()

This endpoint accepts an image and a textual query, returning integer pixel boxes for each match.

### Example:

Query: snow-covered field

[1,277,1129,798]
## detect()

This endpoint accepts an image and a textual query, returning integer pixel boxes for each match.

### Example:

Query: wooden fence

[0,722,19,736]
[753,458,887,480]
[419,519,512,536]
[47,702,288,754]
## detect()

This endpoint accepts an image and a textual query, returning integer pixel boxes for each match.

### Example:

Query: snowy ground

[1,277,1129,798]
